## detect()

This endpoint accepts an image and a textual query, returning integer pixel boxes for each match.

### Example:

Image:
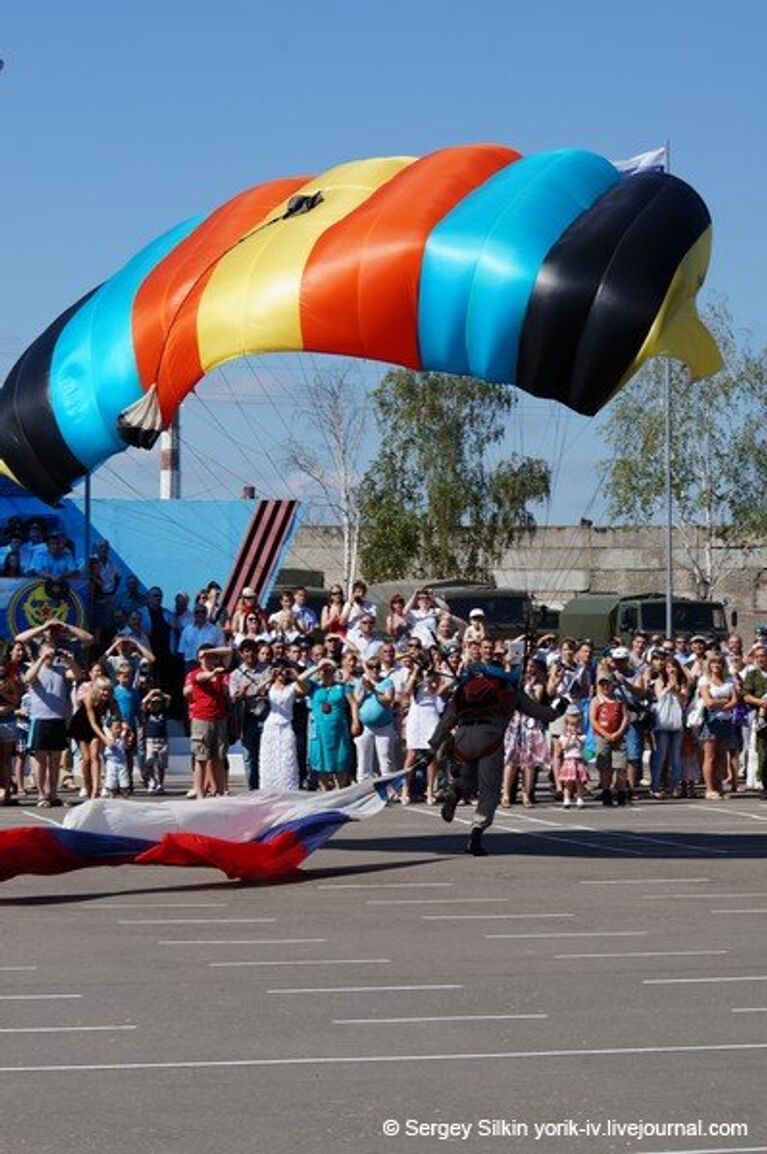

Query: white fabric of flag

[613,146,668,176]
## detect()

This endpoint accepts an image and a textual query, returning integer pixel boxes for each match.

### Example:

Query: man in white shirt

[404,587,448,647]
[293,587,318,633]
[177,605,226,669]
[345,613,382,661]
[341,580,377,631]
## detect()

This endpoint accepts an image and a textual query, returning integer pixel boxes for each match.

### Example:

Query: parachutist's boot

[441,788,459,824]
[466,828,488,857]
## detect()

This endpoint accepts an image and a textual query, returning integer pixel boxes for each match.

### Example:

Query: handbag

[654,691,683,731]
[686,694,705,728]
[250,696,270,722]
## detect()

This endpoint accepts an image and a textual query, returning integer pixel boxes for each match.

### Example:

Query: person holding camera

[183,644,232,799]
[23,638,81,807]
[298,658,355,792]
[229,640,273,790]
[401,650,446,805]
[340,579,377,632]
[403,587,448,647]
[258,661,307,792]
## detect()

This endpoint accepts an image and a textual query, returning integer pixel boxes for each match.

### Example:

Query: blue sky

[1,0,764,523]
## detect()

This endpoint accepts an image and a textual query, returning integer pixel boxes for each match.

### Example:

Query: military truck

[559,593,730,648]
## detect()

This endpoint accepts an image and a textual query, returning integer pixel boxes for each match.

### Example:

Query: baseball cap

[611,646,630,660]
[241,587,257,598]
[469,608,485,619]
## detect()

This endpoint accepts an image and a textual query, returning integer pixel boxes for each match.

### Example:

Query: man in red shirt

[183,644,231,799]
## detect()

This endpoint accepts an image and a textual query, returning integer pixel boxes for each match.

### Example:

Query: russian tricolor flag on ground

[0,776,403,884]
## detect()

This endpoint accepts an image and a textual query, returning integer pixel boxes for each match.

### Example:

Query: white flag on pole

[612,146,668,176]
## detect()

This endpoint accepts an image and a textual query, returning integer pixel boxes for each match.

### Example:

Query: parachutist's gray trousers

[452,719,508,833]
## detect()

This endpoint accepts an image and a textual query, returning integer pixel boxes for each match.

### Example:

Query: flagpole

[664,137,673,639]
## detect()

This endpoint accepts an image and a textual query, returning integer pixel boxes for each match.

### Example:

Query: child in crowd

[590,672,629,806]
[557,706,589,809]
[142,688,170,795]
[14,689,31,797]
[103,718,131,798]
[680,726,701,798]
[112,663,142,789]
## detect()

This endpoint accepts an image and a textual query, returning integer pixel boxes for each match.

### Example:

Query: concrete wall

[4,486,763,639]
[282,522,767,639]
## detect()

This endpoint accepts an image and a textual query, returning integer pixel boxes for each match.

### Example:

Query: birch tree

[600,298,767,596]
[283,369,366,592]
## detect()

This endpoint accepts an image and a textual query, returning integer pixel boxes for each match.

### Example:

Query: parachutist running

[429,662,567,856]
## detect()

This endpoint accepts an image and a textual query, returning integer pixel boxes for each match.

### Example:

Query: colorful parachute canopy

[0,774,399,883]
[0,144,721,503]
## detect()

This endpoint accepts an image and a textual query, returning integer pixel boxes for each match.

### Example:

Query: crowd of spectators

[1,557,767,811]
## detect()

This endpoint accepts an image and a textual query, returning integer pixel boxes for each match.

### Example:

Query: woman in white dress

[401,659,445,805]
[258,664,307,793]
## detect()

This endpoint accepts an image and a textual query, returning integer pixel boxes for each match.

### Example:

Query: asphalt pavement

[1,788,766,1154]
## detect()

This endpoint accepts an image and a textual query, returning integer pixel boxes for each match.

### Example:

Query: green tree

[601,298,767,596]
[358,371,550,582]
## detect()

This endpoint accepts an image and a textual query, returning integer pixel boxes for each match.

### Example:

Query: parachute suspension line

[247,351,366,577]
[96,462,234,554]
[216,362,341,578]
[540,414,605,603]
[545,462,614,603]
[191,387,265,478]
[176,430,257,493]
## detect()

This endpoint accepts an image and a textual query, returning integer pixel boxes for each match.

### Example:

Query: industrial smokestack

[160,414,180,499]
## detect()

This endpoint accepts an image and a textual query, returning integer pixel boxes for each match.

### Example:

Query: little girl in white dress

[557,707,589,809]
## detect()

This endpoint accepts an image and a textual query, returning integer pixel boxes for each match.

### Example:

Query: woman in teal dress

[298,659,355,790]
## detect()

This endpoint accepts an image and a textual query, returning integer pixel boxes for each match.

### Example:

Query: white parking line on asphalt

[0,1025,137,1034]
[209,958,390,968]
[582,877,710,885]
[554,950,728,959]
[698,806,767,823]
[0,994,82,1001]
[504,827,646,856]
[117,918,276,925]
[597,829,732,856]
[643,893,767,900]
[0,966,37,972]
[731,1007,767,1013]
[711,908,767,914]
[504,812,593,829]
[645,976,767,985]
[268,984,463,995]
[423,913,573,921]
[366,898,512,906]
[317,882,454,890]
[159,938,327,946]
[487,931,648,940]
[96,903,227,909]
[333,1013,549,1024]
[2,1040,766,1074]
